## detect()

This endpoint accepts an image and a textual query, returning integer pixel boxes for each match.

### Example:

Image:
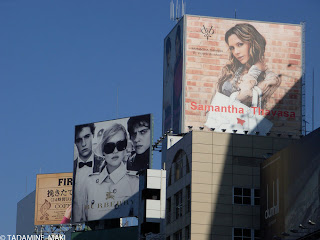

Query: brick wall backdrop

[184,16,302,135]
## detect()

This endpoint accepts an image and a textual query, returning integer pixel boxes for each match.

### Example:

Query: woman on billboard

[81,123,138,221]
[205,23,281,133]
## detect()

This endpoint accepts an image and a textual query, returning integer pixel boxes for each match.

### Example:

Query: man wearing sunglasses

[127,114,151,171]
[82,123,139,221]
[72,123,103,222]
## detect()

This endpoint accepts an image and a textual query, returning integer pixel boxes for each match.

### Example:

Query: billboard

[35,173,72,225]
[163,15,303,135]
[261,128,320,239]
[72,114,152,222]
[163,19,184,134]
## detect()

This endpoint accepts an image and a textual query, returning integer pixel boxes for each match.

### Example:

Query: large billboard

[261,128,320,239]
[72,114,152,222]
[163,15,303,135]
[35,173,72,225]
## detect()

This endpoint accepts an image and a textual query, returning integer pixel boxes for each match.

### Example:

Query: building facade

[164,130,296,240]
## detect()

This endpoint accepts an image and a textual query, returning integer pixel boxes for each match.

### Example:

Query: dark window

[186,157,190,174]
[166,198,171,224]
[171,150,188,183]
[174,230,182,240]
[233,187,252,205]
[168,169,172,186]
[186,185,191,213]
[142,189,160,200]
[185,225,190,240]
[175,159,183,181]
[233,228,251,240]
[175,190,183,219]
[140,222,160,235]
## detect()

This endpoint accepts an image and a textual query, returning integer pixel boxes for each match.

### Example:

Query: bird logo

[201,25,215,40]
[237,118,245,126]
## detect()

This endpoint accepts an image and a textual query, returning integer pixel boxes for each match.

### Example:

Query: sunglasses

[103,139,127,154]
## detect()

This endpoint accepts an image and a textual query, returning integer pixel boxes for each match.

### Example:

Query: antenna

[170,0,186,22]
[312,68,314,131]
[182,0,186,16]
[170,0,174,21]
[176,0,179,21]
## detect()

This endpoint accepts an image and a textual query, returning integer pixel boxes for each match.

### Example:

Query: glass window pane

[234,188,242,195]
[234,228,242,236]
[243,197,251,205]
[234,196,242,204]
[243,229,251,236]
[254,189,260,197]
[243,188,251,196]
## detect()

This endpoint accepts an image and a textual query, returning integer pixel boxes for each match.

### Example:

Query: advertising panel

[163,19,184,134]
[34,173,72,225]
[72,114,152,222]
[163,15,303,135]
[261,128,320,239]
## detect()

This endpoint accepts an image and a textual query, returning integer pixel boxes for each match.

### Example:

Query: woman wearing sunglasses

[81,123,139,221]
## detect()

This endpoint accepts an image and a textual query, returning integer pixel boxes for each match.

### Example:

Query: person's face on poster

[103,131,127,168]
[228,34,250,65]
[131,124,150,155]
[75,127,93,161]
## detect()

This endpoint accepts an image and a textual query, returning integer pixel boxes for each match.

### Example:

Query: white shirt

[82,162,139,221]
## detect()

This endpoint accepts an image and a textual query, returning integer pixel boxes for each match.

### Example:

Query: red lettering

[191,102,197,110]
[252,107,258,114]
[290,112,296,118]
[206,105,214,111]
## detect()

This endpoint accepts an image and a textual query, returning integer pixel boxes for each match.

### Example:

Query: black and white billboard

[72,114,152,222]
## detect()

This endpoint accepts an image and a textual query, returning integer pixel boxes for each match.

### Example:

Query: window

[233,187,251,205]
[233,228,251,240]
[233,187,261,206]
[186,185,191,213]
[166,198,171,224]
[233,228,261,240]
[254,189,260,206]
[185,225,190,240]
[175,190,183,219]
[186,157,190,174]
[171,150,188,184]
[174,230,182,240]
[168,169,172,186]
[175,159,183,181]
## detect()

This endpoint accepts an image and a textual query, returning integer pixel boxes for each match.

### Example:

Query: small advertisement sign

[34,173,73,225]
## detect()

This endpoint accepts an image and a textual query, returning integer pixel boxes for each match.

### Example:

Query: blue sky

[0,0,319,235]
